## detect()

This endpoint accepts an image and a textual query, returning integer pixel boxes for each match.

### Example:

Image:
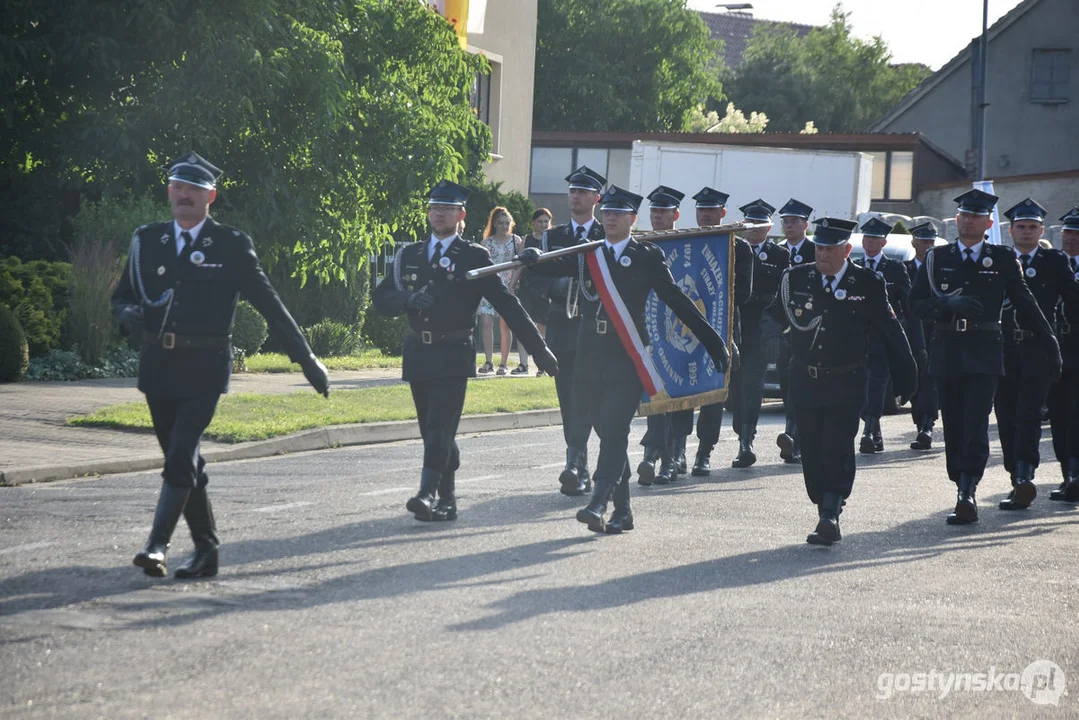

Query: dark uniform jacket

[533,220,605,352]
[112,217,312,398]
[741,240,791,348]
[1059,257,1079,369]
[910,242,1055,377]
[535,239,725,358]
[783,239,816,266]
[774,262,916,408]
[372,237,546,382]
[858,253,924,351]
[1000,247,1079,353]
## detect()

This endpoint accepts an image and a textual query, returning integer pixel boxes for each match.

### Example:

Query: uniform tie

[823,275,835,294]
[604,243,616,265]
[1019,253,1031,269]
[430,241,443,264]
[866,258,875,272]
[753,244,761,257]
[575,225,586,242]
[179,231,196,264]
[964,247,974,263]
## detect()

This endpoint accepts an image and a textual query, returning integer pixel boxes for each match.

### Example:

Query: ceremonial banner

[637,227,738,416]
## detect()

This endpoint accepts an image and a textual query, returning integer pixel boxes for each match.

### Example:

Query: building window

[870,150,914,202]
[1031,48,1070,103]
[529,147,610,194]
[470,71,490,125]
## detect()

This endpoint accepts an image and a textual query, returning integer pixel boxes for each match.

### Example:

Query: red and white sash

[584,247,665,398]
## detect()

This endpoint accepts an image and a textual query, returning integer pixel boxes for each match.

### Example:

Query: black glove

[913,348,929,372]
[118,305,144,336]
[730,340,741,373]
[706,340,730,374]
[534,347,558,377]
[302,354,330,397]
[405,287,434,311]
[517,247,542,265]
[941,295,984,318]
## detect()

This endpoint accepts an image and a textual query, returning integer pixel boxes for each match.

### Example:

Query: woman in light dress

[477,207,525,374]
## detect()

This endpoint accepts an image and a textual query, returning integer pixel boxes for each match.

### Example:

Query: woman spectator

[510,208,553,375]
[478,207,524,374]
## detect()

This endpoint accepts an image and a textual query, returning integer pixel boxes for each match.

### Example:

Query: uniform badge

[446,273,454,280]
[794,254,803,263]
[190,250,206,265]
[795,308,803,317]
[439,257,451,268]
[1025,267,1037,278]
[157,266,166,276]
[805,302,813,310]
[199,237,213,248]
[982,257,993,268]
[160,233,170,245]
[619,256,631,267]
[758,252,767,262]
[188,153,198,163]
[941,283,949,290]
[834,289,847,300]
[411,273,418,281]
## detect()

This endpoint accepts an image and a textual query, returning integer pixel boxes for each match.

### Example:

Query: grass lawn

[244,351,533,373]
[68,377,558,443]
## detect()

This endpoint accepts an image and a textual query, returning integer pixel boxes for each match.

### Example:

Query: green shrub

[67,194,164,365]
[24,345,140,381]
[0,256,71,356]
[304,319,361,357]
[265,259,371,353]
[0,303,30,382]
[362,311,408,356]
[232,300,269,355]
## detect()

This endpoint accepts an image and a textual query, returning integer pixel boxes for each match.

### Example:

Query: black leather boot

[674,435,688,474]
[654,450,676,484]
[606,473,634,534]
[432,470,457,521]
[871,416,884,453]
[1000,461,1037,510]
[859,421,876,454]
[732,425,756,468]
[577,474,616,533]
[559,447,587,496]
[578,447,592,494]
[133,482,190,577]
[1050,457,1079,501]
[947,474,979,525]
[406,468,441,521]
[778,417,800,463]
[807,492,843,546]
[174,486,220,579]
[691,443,713,476]
[910,416,933,450]
[636,446,661,486]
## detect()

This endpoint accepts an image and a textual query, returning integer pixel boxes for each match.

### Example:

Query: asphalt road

[2,408,1077,718]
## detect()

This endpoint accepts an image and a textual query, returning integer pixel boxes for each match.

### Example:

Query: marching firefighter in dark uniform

[775,198,815,464]
[637,185,685,486]
[856,216,918,454]
[521,186,729,533]
[910,189,1060,525]
[730,199,789,468]
[775,218,916,545]
[905,221,941,450]
[372,180,558,521]
[666,187,752,477]
[112,152,331,578]
[1048,207,1079,503]
[994,198,1079,510]
[531,166,606,496]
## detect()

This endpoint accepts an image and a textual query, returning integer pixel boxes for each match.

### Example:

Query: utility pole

[975,0,989,181]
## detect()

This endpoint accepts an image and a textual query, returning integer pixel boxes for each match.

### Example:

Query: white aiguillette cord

[127,233,175,339]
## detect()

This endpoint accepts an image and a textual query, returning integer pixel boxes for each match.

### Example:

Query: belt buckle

[421,330,433,344]
[1014,329,1025,342]
[1062,323,1072,335]
[162,332,176,350]
[807,365,819,379]
[955,318,968,332]
[596,320,608,335]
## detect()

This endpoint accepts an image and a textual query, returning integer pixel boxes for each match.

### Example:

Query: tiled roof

[697,11,816,70]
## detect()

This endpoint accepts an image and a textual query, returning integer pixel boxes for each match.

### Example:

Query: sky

[687,0,1023,70]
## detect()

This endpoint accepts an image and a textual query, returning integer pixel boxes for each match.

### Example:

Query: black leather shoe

[560,448,589,496]
[692,444,713,476]
[1049,481,1069,501]
[859,431,876,454]
[431,497,458,521]
[1008,480,1037,508]
[910,430,932,450]
[605,509,634,534]
[872,431,884,453]
[777,432,795,462]
[732,431,756,468]
[576,506,605,533]
[406,468,441,521]
[133,482,190,578]
[947,475,979,525]
[807,492,842,546]
[637,446,661,486]
[674,436,688,475]
[174,546,219,579]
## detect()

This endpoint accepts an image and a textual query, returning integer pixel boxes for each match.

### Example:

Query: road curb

[0,408,562,487]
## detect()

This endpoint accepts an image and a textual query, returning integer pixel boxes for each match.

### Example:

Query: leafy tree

[534,0,723,132]
[725,4,931,133]
[1,0,491,285]
[686,103,769,133]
